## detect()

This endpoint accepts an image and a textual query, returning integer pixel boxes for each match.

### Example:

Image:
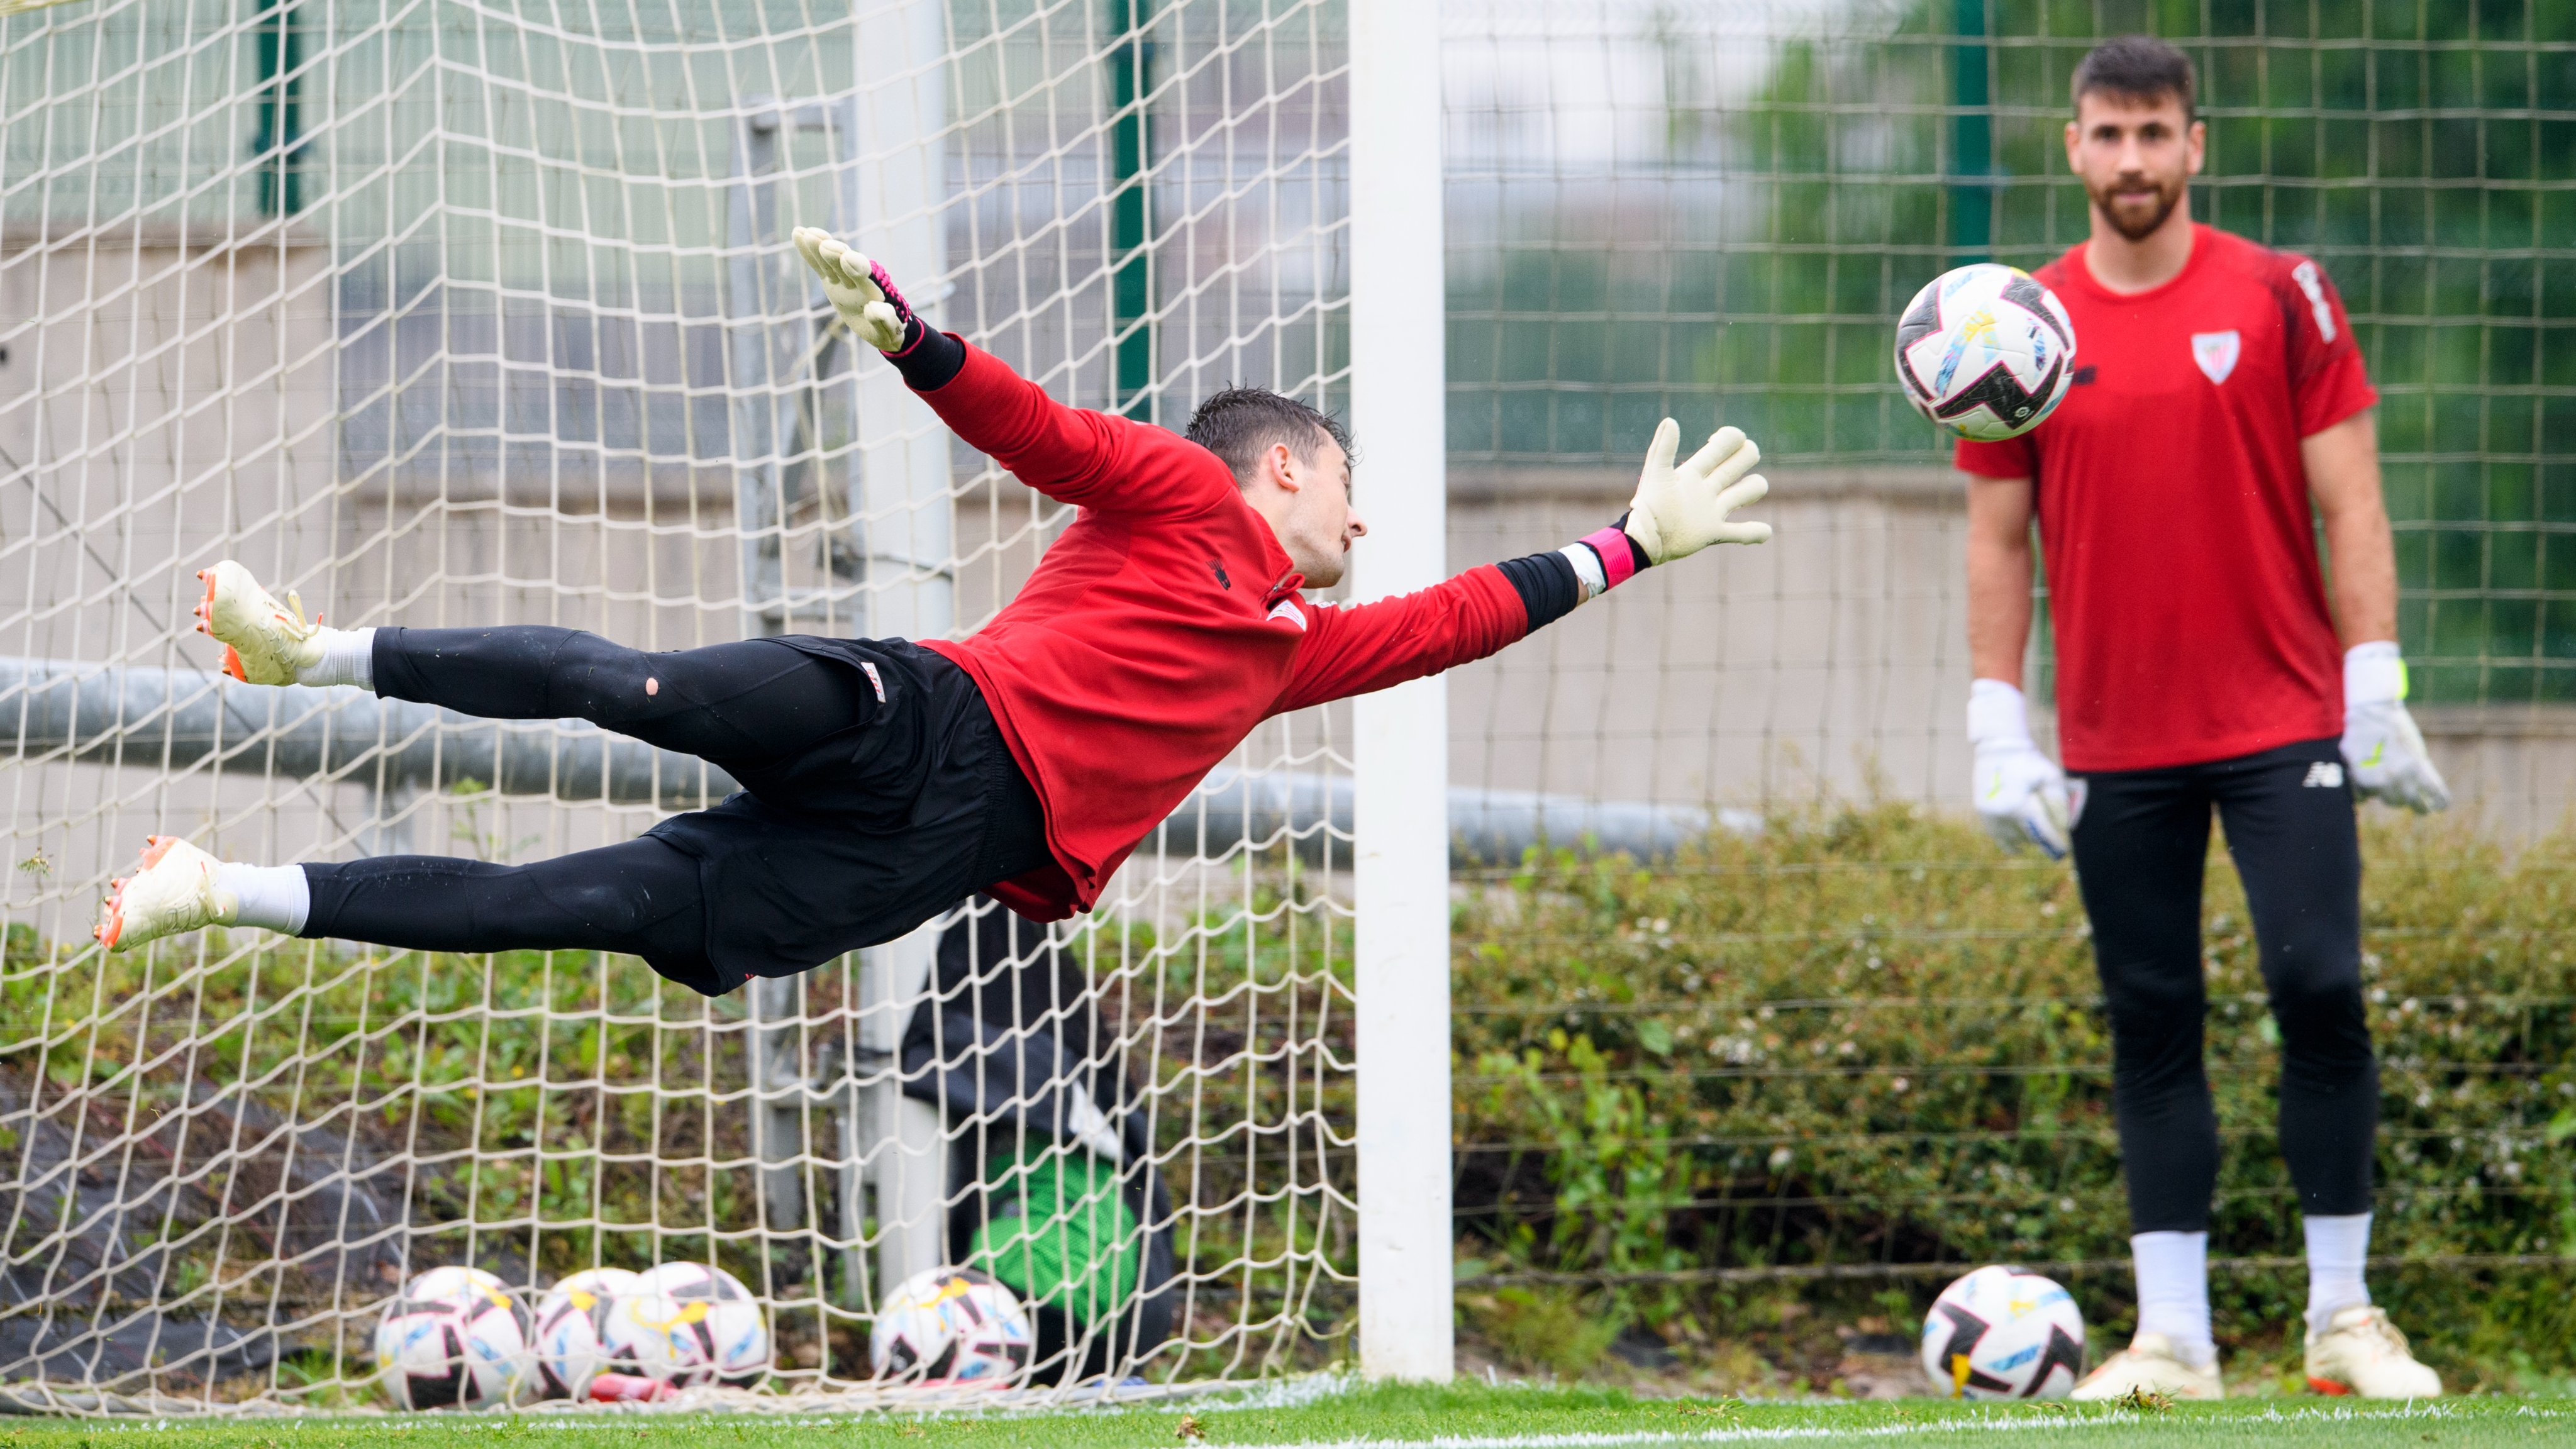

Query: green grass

[3,1383,2567,1449]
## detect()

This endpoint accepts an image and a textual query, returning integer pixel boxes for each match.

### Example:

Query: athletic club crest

[2191,330,2241,384]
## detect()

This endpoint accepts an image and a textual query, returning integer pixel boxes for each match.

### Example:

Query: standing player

[1958,38,2447,1399]
[91,229,1774,996]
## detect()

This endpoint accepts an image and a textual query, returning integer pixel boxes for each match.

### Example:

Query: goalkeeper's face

[2065,91,2203,244]
[1266,437,1365,589]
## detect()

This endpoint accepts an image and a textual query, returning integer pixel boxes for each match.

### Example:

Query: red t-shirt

[915,342,1530,919]
[1954,225,2379,772]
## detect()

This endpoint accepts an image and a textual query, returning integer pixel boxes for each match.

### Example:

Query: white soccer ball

[1892,264,2078,441]
[1921,1264,2088,1399]
[634,1261,772,1385]
[373,1265,533,1410]
[597,1263,770,1389]
[869,1265,1034,1386]
[531,1267,643,1399]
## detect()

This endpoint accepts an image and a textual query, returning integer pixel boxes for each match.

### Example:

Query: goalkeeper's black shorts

[299,628,1050,994]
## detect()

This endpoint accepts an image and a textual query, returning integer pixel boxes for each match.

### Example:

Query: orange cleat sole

[194,569,252,680]
[2307,1376,2351,1396]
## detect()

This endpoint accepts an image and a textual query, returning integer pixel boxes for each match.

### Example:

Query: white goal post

[0,0,1486,1409]
[1346,0,1451,1388]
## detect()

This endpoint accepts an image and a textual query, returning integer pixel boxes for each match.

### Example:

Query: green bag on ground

[967,1143,1140,1325]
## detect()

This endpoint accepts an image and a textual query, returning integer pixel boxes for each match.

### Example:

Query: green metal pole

[1108,0,1153,419]
[1948,0,1990,260]
[252,0,304,216]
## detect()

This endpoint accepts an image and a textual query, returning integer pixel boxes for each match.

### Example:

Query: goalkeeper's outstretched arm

[1278,418,1772,711]
[794,227,1224,518]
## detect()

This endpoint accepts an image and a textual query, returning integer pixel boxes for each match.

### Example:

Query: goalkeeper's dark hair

[2072,36,2196,123]
[1185,387,1357,486]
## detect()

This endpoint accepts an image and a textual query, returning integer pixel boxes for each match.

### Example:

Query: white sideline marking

[61,1396,2560,1437]
[1191,1398,2522,1449]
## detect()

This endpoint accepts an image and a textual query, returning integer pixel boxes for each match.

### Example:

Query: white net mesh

[23,0,2569,1411]
[1,0,1353,1407]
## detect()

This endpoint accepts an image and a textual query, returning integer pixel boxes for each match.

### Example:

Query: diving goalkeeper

[93,228,1774,995]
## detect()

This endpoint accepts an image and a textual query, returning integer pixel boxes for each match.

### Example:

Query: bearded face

[2065,91,2203,245]
[2087,160,2189,242]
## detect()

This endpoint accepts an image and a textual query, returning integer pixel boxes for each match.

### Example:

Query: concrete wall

[1445,465,1977,816]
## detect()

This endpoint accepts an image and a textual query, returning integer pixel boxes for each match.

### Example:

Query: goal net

[14,0,2572,1414]
[2,0,1357,1408]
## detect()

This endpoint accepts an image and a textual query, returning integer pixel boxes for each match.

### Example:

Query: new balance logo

[2303,762,2345,788]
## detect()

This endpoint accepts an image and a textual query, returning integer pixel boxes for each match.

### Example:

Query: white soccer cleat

[195,560,325,686]
[2305,1305,2441,1399]
[2067,1332,2223,1402]
[95,836,236,952]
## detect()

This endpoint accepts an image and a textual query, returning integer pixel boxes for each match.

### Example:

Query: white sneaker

[196,560,324,686]
[2306,1305,2441,1398]
[95,836,235,952]
[2068,1331,2223,1401]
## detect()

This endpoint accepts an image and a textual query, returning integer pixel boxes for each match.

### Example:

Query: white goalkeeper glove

[2341,641,2450,813]
[1621,418,1772,564]
[1968,679,2070,859]
[791,226,921,353]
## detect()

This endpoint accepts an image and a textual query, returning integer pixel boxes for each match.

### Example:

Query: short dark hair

[2072,36,2196,124]
[1185,387,1355,486]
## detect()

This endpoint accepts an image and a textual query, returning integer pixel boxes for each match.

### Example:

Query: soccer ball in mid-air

[869,1265,1035,1385]
[600,1262,772,1389]
[1892,264,2078,441]
[1921,1264,2087,1399]
[531,1266,642,1399]
[373,1265,533,1409]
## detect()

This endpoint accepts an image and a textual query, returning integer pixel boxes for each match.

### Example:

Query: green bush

[1452,799,2576,1385]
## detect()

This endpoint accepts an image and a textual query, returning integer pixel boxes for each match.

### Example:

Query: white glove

[1967,679,2070,859]
[1621,418,1772,564]
[791,226,915,352]
[2341,641,2450,813]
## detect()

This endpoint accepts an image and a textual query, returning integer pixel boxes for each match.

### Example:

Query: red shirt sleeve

[914,340,1236,518]
[2279,255,2377,436]
[1272,565,1528,714]
[1954,431,2036,480]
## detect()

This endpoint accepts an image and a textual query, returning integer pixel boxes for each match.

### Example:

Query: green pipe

[252,0,305,216]
[1108,0,1153,419]
[1948,0,1990,260]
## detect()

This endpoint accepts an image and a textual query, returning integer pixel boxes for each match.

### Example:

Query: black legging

[301,628,879,990]
[2069,736,2377,1230]
[303,840,708,967]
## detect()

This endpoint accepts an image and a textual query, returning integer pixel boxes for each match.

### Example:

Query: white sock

[2131,1230,2216,1368]
[217,862,310,935]
[298,626,377,690]
[2303,1212,2372,1336]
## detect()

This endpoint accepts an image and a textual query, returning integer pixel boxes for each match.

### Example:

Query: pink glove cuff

[1579,526,1640,589]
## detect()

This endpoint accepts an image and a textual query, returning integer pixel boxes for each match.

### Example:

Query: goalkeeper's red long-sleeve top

[911,341,1530,921]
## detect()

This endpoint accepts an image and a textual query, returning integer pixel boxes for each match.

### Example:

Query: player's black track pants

[2069,736,2376,1231]
[298,627,1049,995]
